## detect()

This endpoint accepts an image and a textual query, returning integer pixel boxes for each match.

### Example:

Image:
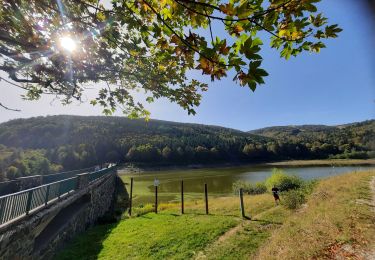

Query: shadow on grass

[56,220,121,260]
[57,176,129,260]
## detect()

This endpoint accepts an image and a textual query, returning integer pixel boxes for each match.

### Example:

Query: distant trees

[0,116,373,180]
[0,147,61,180]
[162,146,172,161]
[126,144,160,162]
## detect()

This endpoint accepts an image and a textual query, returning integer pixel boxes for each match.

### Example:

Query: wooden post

[155,185,158,214]
[181,180,184,214]
[239,188,245,218]
[204,183,208,215]
[129,177,133,216]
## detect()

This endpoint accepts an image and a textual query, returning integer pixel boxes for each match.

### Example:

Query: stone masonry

[0,171,122,259]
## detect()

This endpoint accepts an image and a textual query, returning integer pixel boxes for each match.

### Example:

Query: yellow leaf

[97,12,106,21]
[279,29,288,37]
[159,0,167,8]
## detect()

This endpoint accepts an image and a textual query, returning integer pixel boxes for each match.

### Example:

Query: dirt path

[194,206,280,260]
[194,220,245,260]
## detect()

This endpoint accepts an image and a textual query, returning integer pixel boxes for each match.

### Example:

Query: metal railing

[0,166,96,196]
[0,180,18,196]
[88,167,113,182]
[0,166,116,226]
[42,166,96,184]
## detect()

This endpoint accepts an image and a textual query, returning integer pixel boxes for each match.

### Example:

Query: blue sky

[0,0,374,131]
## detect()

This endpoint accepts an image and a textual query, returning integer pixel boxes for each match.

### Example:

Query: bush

[132,203,155,216]
[265,169,303,192]
[232,180,267,195]
[281,189,307,209]
[300,179,318,194]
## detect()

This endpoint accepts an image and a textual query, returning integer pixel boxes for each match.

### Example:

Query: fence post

[76,173,90,190]
[25,190,33,215]
[239,188,245,218]
[129,177,133,216]
[45,185,50,206]
[181,180,184,214]
[58,182,62,200]
[0,198,6,223]
[155,186,158,214]
[204,183,208,215]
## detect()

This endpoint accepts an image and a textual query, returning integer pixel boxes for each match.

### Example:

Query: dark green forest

[0,116,373,180]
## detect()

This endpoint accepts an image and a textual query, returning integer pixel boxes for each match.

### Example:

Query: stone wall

[0,171,125,259]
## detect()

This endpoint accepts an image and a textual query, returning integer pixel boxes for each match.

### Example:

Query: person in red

[272,186,280,205]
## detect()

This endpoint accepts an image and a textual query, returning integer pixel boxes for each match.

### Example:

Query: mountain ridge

[0,115,373,180]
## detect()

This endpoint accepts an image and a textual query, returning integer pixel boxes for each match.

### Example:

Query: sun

[59,36,77,52]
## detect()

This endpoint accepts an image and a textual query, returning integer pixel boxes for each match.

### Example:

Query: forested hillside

[250,120,375,159]
[0,116,373,180]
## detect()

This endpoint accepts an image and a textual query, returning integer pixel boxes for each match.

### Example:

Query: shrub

[281,189,306,209]
[265,169,303,192]
[300,179,318,194]
[232,180,267,195]
[132,203,155,216]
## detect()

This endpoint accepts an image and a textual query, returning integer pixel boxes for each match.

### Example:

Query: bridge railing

[0,166,96,196]
[42,166,96,184]
[88,167,114,183]
[0,166,116,226]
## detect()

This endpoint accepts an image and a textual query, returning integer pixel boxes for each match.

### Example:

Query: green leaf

[146,97,154,103]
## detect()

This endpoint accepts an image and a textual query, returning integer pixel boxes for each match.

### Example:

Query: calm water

[119,165,374,204]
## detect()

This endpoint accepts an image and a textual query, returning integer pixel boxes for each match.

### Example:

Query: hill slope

[249,120,374,155]
[0,116,373,180]
[0,115,267,149]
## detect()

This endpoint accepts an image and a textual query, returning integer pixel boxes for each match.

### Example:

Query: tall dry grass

[255,170,375,259]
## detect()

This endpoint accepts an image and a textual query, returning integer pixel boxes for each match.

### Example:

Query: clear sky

[0,0,374,131]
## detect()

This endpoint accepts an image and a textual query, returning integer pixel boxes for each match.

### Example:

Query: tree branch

[141,0,234,69]
[174,0,304,42]
[0,102,21,112]
[204,9,214,45]
[0,76,28,90]
[179,0,221,12]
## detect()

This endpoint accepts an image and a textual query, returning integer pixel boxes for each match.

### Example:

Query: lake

[119,165,374,205]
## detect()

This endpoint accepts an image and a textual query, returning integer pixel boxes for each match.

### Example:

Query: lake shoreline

[118,159,375,174]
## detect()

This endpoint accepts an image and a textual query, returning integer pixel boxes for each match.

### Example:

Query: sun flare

[59,36,77,52]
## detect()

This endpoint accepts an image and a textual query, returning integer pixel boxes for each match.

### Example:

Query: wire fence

[126,177,260,218]
[0,166,116,226]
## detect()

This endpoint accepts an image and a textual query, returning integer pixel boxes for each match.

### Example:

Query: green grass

[57,213,238,260]
[58,170,375,259]
[57,192,279,260]
[199,206,292,259]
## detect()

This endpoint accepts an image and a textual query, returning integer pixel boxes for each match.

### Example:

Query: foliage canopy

[0,0,341,116]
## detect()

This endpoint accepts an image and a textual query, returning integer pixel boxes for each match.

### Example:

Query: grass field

[57,213,238,259]
[57,192,286,259]
[57,170,375,259]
